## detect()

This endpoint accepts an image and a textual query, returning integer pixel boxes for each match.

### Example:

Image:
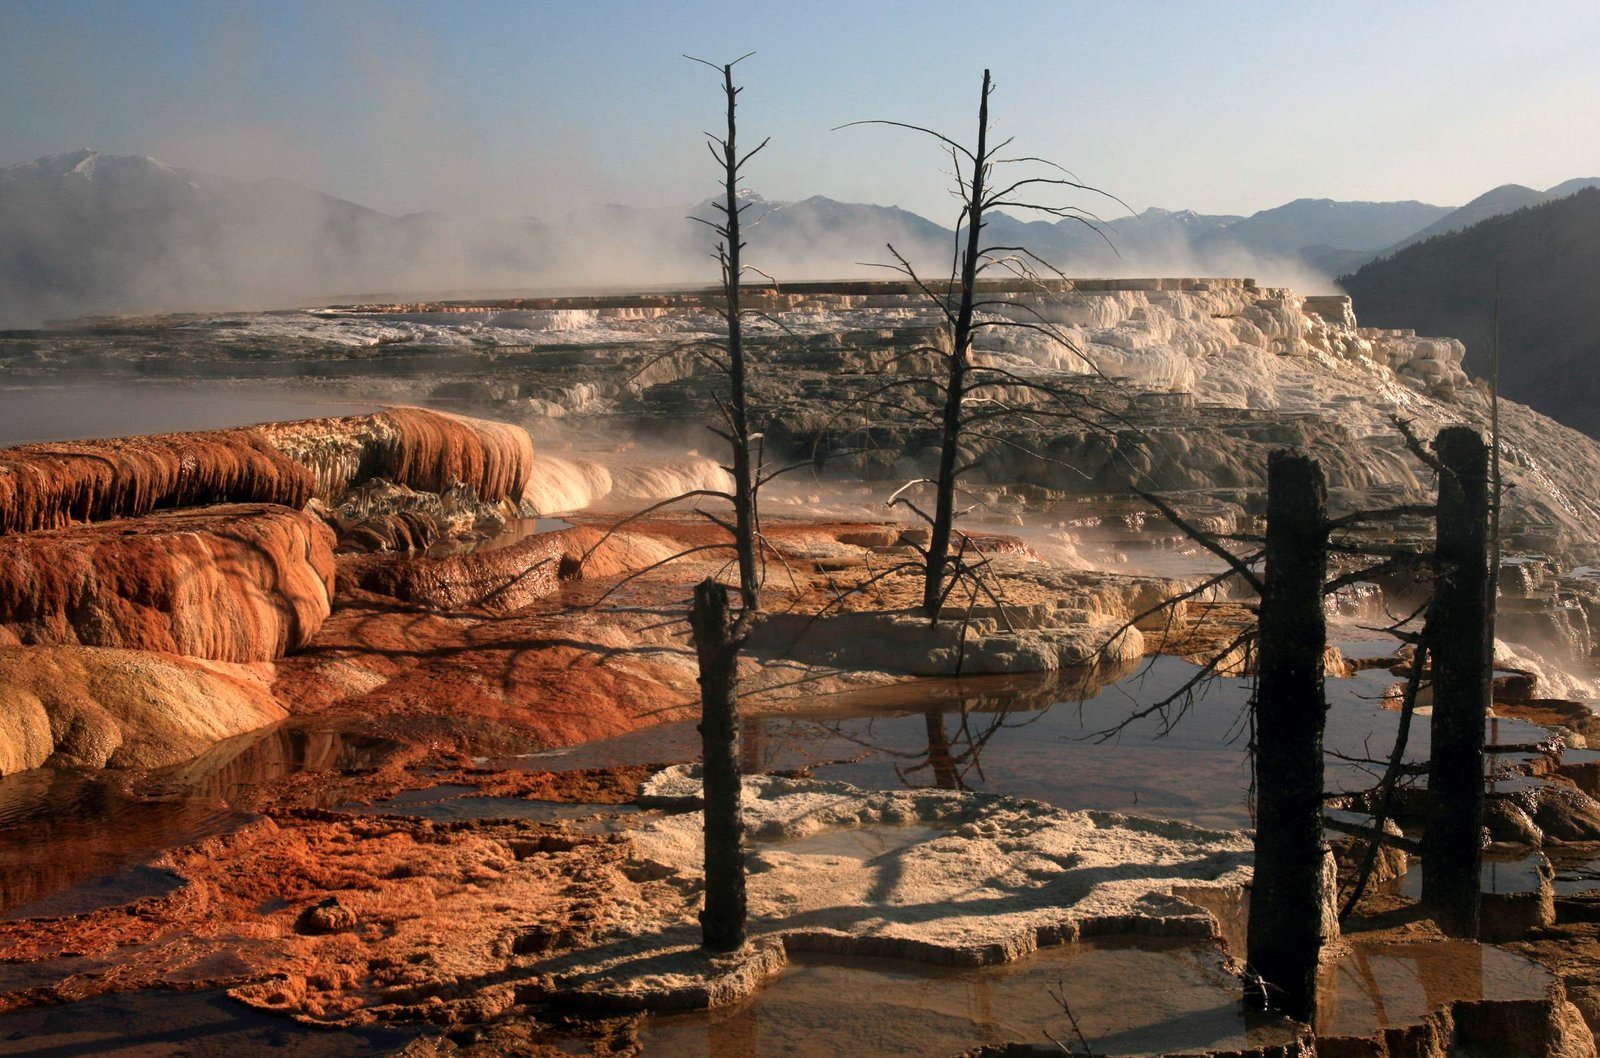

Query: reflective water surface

[0,988,419,1057]
[0,725,395,918]
[521,657,1550,832]
[0,656,1572,1055]
[642,939,1299,1058]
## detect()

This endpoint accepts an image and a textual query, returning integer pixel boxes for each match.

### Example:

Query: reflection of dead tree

[837,68,1127,621]
[1336,597,1432,919]
[1047,977,1098,1055]
[920,710,962,790]
[797,680,1062,794]
[896,700,1051,792]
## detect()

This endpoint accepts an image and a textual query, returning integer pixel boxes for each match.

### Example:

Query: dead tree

[839,69,1125,621]
[681,52,769,951]
[1421,426,1492,938]
[1246,451,1330,1024]
[687,52,764,614]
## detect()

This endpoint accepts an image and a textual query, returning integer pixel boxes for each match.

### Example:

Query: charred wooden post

[690,577,747,951]
[1422,426,1492,939]
[1246,450,1329,1024]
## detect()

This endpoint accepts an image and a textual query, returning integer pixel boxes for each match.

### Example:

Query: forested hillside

[1342,188,1600,437]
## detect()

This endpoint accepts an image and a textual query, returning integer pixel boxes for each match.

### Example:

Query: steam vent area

[9,277,1600,1058]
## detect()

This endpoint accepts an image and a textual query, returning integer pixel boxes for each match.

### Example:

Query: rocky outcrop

[751,606,1144,676]
[0,504,334,662]
[750,558,1178,677]
[258,407,534,505]
[344,525,684,612]
[0,645,284,772]
[547,769,1254,1011]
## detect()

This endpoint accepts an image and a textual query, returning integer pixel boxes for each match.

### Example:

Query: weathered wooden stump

[1247,450,1329,1023]
[690,577,747,951]
[1422,426,1492,939]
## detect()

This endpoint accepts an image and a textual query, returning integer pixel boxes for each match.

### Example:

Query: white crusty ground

[538,769,1253,1009]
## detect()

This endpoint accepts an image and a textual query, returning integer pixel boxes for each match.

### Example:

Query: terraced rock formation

[0,504,335,662]
[0,407,537,536]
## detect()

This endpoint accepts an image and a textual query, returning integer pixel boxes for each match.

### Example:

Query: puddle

[0,988,421,1057]
[5,865,187,921]
[1393,851,1549,900]
[425,516,575,557]
[363,783,481,805]
[0,725,396,917]
[337,787,645,829]
[515,658,1551,832]
[639,938,1298,1058]
[1545,847,1600,895]
[640,936,1553,1057]
[1317,940,1551,1037]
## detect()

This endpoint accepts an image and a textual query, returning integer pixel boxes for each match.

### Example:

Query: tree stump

[1422,426,1492,939]
[690,577,747,951]
[1247,450,1329,1023]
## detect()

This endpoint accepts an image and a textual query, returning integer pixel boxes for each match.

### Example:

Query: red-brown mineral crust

[0,427,314,534]
[343,525,683,612]
[0,504,335,662]
[258,407,535,504]
[0,407,537,536]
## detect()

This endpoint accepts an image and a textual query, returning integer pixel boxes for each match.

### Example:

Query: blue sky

[3,0,1598,221]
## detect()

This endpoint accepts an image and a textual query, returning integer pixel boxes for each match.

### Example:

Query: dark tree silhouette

[682,52,770,953]
[839,69,1125,620]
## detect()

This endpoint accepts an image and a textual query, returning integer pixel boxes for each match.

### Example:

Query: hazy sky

[3,0,1598,224]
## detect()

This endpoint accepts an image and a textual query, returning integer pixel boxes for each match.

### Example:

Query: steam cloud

[0,157,1345,328]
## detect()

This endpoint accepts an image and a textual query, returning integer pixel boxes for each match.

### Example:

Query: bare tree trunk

[922,68,991,619]
[691,577,746,951]
[1422,426,1491,939]
[1247,451,1329,1024]
[714,62,760,613]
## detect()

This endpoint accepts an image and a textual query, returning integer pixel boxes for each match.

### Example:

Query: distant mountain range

[1342,186,1600,438]
[0,150,553,326]
[1384,178,1600,254]
[1,149,1597,327]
